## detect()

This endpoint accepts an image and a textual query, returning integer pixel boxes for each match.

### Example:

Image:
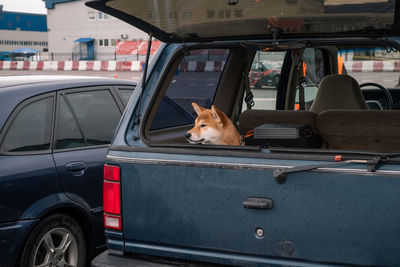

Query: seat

[317,110,400,152]
[239,109,317,134]
[310,74,369,113]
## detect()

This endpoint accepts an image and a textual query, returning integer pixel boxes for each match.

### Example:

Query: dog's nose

[185,133,191,139]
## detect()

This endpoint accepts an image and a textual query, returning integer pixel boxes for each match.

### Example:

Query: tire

[255,79,264,89]
[20,214,87,267]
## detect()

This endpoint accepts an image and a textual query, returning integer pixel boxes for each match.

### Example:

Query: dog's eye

[200,124,207,128]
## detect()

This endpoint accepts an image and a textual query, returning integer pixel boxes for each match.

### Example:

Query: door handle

[243,197,273,210]
[66,162,87,176]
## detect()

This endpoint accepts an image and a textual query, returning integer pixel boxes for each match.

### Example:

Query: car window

[118,88,135,106]
[150,48,229,130]
[150,96,196,131]
[56,90,121,149]
[294,48,327,110]
[245,51,285,110]
[339,46,400,110]
[340,47,400,84]
[339,47,400,88]
[1,97,53,152]
[56,96,86,149]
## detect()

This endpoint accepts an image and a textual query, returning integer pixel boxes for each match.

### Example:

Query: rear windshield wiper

[273,155,400,184]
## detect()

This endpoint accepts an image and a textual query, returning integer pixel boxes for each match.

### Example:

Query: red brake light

[103,164,122,230]
[103,180,121,214]
[104,164,120,181]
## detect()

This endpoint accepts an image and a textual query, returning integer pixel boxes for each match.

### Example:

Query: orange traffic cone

[114,72,117,78]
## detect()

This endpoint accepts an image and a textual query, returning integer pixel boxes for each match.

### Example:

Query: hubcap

[33,227,79,267]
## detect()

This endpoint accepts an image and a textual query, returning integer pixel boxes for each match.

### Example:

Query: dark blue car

[0,75,135,267]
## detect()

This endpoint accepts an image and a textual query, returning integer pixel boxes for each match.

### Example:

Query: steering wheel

[360,82,393,110]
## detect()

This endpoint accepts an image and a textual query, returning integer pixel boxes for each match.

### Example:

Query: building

[0,6,48,54]
[44,0,148,60]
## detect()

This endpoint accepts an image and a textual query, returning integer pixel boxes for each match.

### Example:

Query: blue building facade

[44,0,79,9]
[0,11,47,32]
[0,10,48,54]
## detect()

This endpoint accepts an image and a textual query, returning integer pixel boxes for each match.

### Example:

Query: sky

[0,0,46,14]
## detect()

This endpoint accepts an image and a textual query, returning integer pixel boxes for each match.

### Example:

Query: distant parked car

[0,51,11,61]
[0,75,136,267]
[249,60,281,89]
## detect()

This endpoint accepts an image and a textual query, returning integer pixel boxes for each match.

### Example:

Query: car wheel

[20,214,87,267]
[255,79,263,89]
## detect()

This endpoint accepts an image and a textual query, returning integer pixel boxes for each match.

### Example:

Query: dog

[185,103,241,146]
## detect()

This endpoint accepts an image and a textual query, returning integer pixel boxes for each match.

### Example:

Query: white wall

[47,0,147,55]
[0,29,47,52]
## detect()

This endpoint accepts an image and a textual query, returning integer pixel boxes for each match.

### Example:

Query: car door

[116,151,400,266]
[0,93,59,223]
[52,87,124,227]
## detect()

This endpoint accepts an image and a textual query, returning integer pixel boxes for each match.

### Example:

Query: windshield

[102,0,397,41]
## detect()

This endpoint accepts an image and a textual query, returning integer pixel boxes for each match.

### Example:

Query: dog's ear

[210,105,223,123]
[192,102,206,115]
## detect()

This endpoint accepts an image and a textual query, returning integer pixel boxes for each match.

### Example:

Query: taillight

[104,164,120,181]
[103,180,121,214]
[103,164,122,230]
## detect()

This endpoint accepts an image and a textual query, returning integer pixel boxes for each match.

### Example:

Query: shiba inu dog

[185,103,241,146]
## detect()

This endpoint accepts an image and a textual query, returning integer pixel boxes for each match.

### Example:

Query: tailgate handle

[243,197,273,210]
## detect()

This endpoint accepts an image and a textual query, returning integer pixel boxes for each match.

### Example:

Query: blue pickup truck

[87,0,400,266]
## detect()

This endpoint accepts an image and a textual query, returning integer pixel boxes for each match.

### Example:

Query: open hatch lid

[86,0,400,43]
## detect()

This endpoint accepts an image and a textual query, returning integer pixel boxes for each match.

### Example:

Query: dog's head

[185,103,230,145]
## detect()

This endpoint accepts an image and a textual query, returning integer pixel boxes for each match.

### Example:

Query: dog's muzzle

[185,133,204,144]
